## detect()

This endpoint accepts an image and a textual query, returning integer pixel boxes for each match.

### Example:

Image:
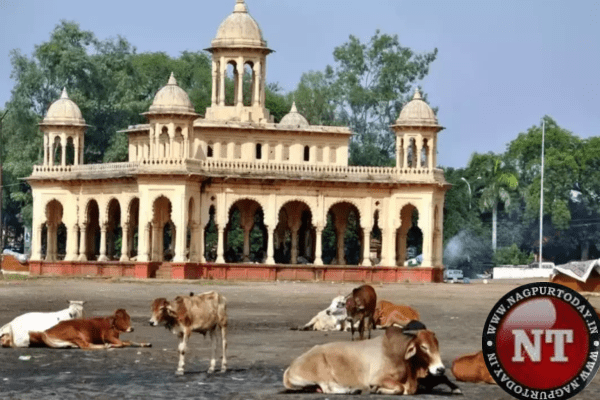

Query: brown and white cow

[283,324,446,395]
[28,309,149,349]
[451,350,496,384]
[345,284,377,340]
[374,300,421,328]
[149,291,227,375]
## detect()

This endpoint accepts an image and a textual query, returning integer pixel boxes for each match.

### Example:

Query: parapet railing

[30,159,447,184]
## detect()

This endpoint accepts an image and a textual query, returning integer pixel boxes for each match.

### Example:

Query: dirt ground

[1,276,599,400]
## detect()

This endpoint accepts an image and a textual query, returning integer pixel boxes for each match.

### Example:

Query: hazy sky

[1,0,598,169]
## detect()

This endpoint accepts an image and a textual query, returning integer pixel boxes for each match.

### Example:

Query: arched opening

[44,200,65,261]
[128,198,140,259]
[225,199,265,263]
[276,201,314,264]
[370,210,382,264]
[243,62,254,106]
[325,202,362,265]
[159,126,169,158]
[407,138,417,168]
[207,141,214,158]
[53,136,62,165]
[225,61,237,106]
[106,199,121,260]
[303,145,310,162]
[421,139,429,168]
[204,206,217,262]
[255,143,262,160]
[66,137,75,165]
[151,196,173,262]
[396,205,422,266]
[85,200,100,260]
[174,127,184,159]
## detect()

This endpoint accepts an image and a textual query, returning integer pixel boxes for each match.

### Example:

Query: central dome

[211,0,267,49]
[396,88,439,127]
[279,102,309,127]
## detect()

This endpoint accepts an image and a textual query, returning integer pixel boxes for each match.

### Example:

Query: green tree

[291,30,437,166]
[469,153,518,252]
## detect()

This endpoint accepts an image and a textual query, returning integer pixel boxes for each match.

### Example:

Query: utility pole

[539,119,545,267]
[0,109,8,266]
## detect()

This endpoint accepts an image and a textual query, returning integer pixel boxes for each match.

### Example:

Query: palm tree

[471,154,519,252]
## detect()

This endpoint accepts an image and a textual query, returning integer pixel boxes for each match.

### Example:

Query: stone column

[361,227,372,266]
[43,135,48,165]
[98,223,108,261]
[253,62,261,106]
[138,223,151,262]
[211,61,218,105]
[236,57,244,106]
[198,224,206,263]
[335,223,347,265]
[242,226,251,262]
[265,225,275,264]
[74,137,80,166]
[32,224,44,261]
[65,224,79,261]
[290,227,299,264]
[78,223,87,261]
[120,224,130,262]
[216,227,225,263]
[403,140,409,169]
[60,137,66,166]
[219,58,226,106]
[380,227,396,267]
[45,222,55,261]
[152,223,161,262]
[314,227,323,266]
[49,136,55,167]
[421,203,434,268]
[416,137,423,168]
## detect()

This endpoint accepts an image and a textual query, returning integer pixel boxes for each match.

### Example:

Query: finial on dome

[290,101,298,113]
[168,72,177,85]
[60,87,69,99]
[413,87,422,100]
[234,0,247,13]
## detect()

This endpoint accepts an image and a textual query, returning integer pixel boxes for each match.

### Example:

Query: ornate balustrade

[30,159,447,184]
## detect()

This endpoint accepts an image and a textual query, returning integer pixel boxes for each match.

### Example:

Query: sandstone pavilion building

[27,0,449,282]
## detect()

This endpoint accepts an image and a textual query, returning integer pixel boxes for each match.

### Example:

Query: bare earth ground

[0,277,599,400]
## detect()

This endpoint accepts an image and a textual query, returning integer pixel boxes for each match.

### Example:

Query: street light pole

[539,119,545,267]
[0,109,8,263]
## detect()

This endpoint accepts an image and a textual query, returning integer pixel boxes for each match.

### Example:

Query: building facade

[27,0,449,281]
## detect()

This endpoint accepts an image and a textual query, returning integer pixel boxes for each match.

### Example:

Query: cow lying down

[284,321,460,395]
[0,300,86,348]
[149,291,227,375]
[452,350,495,384]
[297,295,351,331]
[28,309,150,349]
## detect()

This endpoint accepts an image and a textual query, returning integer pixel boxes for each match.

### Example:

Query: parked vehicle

[444,269,464,282]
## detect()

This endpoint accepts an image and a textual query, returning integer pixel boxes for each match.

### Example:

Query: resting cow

[345,284,377,340]
[28,308,149,349]
[0,300,86,348]
[283,323,446,395]
[298,295,349,331]
[451,350,495,384]
[374,300,420,328]
[149,291,227,375]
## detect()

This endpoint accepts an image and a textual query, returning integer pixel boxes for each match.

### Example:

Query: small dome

[43,88,85,125]
[148,73,195,114]
[396,88,439,127]
[279,102,309,127]
[211,0,267,49]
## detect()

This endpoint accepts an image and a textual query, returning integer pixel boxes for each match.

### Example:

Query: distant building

[27,0,449,281]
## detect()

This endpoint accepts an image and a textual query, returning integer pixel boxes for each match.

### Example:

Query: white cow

[0,300,86,347]
[300,295,350,331]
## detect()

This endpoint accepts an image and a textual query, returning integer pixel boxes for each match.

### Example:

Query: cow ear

[405,343,417,360]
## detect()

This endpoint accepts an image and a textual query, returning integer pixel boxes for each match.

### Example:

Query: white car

[444,269,464,282]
